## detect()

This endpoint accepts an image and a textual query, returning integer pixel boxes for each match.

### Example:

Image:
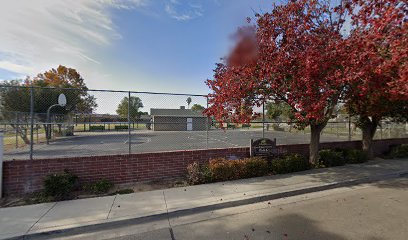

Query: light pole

[46,94,67,144]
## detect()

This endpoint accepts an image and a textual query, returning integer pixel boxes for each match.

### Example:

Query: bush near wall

[345,149,368,164]
[43,170,79,200]
[115,125,129,130]
[187,162,213,185]
[270,154,310,174]
[318,148,368,167]
[187,155,310,184]
[186,149,371,186]
[189,154,310,183]
[209,157,269,181]
[390,144,408,159]
[24,173,116,204]
[89,125,105,131]
[318,149,346,167]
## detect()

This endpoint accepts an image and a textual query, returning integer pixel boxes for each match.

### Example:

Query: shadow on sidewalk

[304,159,408,186]
[372,175,408,189]
[174,213,349,240]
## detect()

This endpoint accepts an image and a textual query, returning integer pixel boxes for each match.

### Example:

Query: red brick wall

[2,148,249,196]
[2,138,407,196]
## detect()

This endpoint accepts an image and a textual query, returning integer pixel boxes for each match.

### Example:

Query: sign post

[250,137,287,159]
[250,138,277,158]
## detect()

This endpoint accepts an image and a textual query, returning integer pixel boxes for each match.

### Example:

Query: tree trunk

[360,116,379,159]
[58,124,62,135]
[309,123,326,166]
[10,124,30,144]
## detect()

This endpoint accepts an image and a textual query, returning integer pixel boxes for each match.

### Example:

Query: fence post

[15,112,18,148]
[206,97,209,149]
[348,114,351,141]
[30,86,34,160]
[0,131,3,198]
[128,91,131,154]
[262,101,265,138]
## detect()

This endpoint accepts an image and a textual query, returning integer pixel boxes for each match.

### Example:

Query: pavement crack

[162,190,177,240]
[25,202,57,235]
[169,227,176,240]
[162,191,170,225]
[107,194,118,219]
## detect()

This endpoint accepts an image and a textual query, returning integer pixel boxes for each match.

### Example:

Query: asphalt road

[4,129,350,160]
[37,177,408,240]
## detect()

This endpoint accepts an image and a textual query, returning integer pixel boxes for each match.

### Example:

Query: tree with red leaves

[206,0,348,164]
[343,0,408,157]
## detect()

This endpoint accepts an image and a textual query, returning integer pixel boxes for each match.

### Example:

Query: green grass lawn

[3,132,48,150]
[73,123,148,132]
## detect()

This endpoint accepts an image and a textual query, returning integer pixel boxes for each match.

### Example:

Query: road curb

[10,170,408,240]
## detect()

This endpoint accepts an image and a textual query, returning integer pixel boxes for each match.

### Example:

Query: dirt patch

[125,178,188,192]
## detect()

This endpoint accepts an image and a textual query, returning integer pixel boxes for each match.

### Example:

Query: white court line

[192,132,240,147]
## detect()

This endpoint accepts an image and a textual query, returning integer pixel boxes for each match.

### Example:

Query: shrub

[187,162,200,184]
[227,124,236,129]
[209,158,237,181]
[44,170,78,199]
[89,125,105,131]
[241,157,269,178]
[271,154,310,174]
[390,144,408,159]
[345,149,369,164]
[187,162,213,185]
[318,149,345,167]
[200,165,214,183]
[115,125,129,130]
[84,179,114,194]
[208,157,269,181]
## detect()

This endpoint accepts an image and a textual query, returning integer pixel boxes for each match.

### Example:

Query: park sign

[250,138,285,158]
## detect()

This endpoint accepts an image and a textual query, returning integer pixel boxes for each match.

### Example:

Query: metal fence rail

[0,85,407,160]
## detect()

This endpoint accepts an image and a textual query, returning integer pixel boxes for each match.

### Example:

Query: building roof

[150,108,205,117]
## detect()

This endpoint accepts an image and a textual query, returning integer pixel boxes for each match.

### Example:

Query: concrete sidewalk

[1,158,408,240]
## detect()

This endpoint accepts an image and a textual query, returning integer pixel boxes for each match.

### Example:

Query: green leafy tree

[266,101,295,131]
[0,66,97,143]
[31,65,97,115]
[266,101,294,122]
[191,104,205,111]
[116,96,144,122]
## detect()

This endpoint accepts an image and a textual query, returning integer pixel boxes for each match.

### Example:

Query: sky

[0,0,276,92]
[0,0,275,113]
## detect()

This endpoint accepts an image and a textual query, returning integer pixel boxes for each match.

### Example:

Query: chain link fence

[0,86,407,160]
